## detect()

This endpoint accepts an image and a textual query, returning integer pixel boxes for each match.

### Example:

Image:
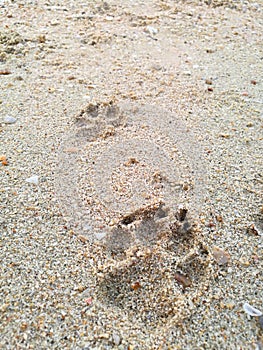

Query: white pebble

[3,115,17,124]
[112,333,121,345]
[25,175,39,185]
[146,25,158,36]
[243,302,262,317]
[105,15,114,21]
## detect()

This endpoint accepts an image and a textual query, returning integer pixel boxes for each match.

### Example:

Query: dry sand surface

[0,0,263,349]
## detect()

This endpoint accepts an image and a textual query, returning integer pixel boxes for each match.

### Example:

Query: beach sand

[0,1,262,349]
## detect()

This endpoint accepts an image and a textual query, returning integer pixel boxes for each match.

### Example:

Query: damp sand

[0,1,262,349]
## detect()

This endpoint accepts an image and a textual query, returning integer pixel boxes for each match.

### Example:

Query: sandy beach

[1,0,262,349]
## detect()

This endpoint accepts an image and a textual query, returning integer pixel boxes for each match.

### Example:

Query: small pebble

[0,69,11,75]
[216,215,223,223]
[78,235,88,243]
[211,246,230,265]
[0,155,8,166]
[131,281,142,291]
[247,224,261,236]
[37,35,46,43]
[77,285,87,292]
[243,302,262,317]
[3,115,17,124]
[85,297,92,305]
[25,175,39,185]
[105,15,114,21]
[113,333,121,346]
[206,48,215,53]
[205,79,213,85]
[145,26,158,36]
[174,272,192,288]
[99,333,110,339]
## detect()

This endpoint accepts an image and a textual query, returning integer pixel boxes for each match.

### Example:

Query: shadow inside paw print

[74,101,126,141]
[97,233,211,326]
